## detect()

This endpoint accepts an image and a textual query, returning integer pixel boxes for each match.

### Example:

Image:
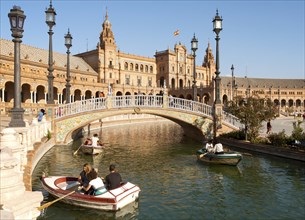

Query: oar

[199,153,208,158]
[37,190,75,211]
[73,145,82,156]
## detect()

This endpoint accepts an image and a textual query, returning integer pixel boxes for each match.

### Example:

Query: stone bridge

[52,94,241,144]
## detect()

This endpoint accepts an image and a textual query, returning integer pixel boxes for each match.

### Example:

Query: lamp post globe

[8,6,26,127]
[65,29,72,104]
[191,34,198,101]
[45,0,56,104]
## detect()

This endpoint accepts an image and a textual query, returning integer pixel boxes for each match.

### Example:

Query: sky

[1,0,304,79]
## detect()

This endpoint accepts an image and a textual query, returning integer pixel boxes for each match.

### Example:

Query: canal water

[32,121,305,220]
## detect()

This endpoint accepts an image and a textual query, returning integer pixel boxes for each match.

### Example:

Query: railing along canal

[54,95,241,129]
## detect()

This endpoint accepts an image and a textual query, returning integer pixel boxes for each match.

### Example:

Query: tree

[226,95,277,142]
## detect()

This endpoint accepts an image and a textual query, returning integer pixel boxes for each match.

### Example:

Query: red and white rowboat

[41,176,141,211]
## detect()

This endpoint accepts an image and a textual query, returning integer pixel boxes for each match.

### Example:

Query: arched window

[179,79,183,88]
[171,78,175,89]
[124,62,128,70]
[140,64,144,72]
[150,66,153,73]
[145,65,148,72]
[135,64,139,71]
[130,63,134,71]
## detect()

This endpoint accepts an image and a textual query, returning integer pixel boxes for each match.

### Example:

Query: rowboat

[196,148,242,166]
[41,176,141,211]
[81,145,104,155]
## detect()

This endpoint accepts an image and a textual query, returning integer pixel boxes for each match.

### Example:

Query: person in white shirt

[91,133,99,147]
[214,142,224,154]
[205,140,214,153]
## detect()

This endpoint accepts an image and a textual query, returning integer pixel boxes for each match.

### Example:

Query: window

[135,64,139,71]
[125,75,130,85]
[137,76,142,86]
[140,65,144,72]
[150,66,153,73]
[145,65,148,72]
[124,62,128,70]
[130,63,133,71]
[148,77,152,87]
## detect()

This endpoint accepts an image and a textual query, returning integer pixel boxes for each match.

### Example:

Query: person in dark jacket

[105,164,122,190]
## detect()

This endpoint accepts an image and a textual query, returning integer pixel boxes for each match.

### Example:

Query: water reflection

[39,201,139,220]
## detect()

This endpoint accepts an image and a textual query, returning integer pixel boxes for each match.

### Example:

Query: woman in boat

[205,139,214,153]
[78,163,92,187]
[84,138,92,145]
[80,169,107,195]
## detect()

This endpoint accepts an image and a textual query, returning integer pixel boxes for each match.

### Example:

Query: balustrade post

[106,96,113,109]
[163,94,168,109]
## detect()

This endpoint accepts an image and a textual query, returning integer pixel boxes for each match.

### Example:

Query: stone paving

[260,116,305,137]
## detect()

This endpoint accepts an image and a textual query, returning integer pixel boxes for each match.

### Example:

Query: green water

[32,121,305,220]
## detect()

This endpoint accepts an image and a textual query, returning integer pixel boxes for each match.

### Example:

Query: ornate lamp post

[212,9,223,143]
[231,64,234,101]
[64,29,72,104]
[191,34,198,101]
[45,0,56,104]
[8,6,26,127]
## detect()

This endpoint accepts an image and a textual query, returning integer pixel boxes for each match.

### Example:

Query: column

[30,91,33,103]
[44,93,47,104]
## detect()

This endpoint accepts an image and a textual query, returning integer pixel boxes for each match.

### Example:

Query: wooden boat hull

[196,149,242,166]
[41,176,140,211]
[81,145,104,155]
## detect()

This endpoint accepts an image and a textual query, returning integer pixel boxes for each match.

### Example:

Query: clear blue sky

[1,0,304,79]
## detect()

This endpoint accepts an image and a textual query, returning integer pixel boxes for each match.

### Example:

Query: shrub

[47,129,52,140]
[291,121,305,141]
[267,130,288,147]
[220,130,245,140]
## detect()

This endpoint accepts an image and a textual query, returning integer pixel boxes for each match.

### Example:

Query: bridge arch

[59,108,213,144]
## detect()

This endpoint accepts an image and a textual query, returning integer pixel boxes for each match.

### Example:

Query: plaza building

[221,76,305,115]
[0,12,304,116]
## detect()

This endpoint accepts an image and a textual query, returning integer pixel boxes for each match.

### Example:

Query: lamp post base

[9,108,25,127]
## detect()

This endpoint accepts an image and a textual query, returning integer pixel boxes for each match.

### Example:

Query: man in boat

[91,134,100,147]
[214,142,224,154]
[105,164,122,190]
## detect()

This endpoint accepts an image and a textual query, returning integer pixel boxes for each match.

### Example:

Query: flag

[174,29,180,36]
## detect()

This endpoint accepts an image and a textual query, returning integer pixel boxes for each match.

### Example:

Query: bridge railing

[169,97,213,117]
[55,97,107,118]
[222,110,242,129]
[111,95,163,108]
